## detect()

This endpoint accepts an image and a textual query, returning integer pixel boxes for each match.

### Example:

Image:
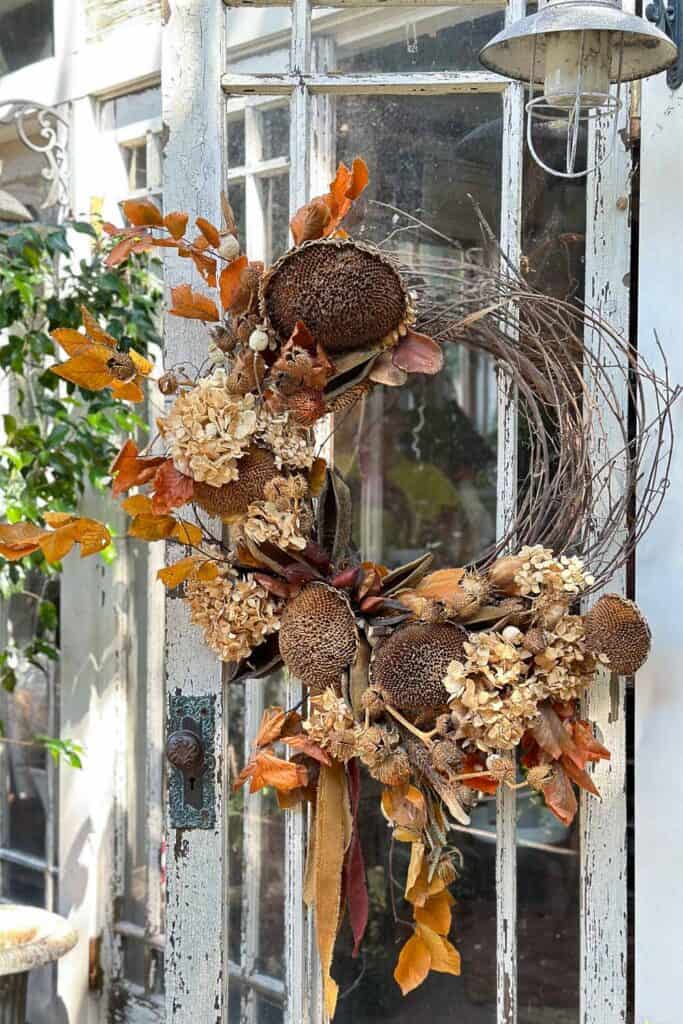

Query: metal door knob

[166,729,204,774]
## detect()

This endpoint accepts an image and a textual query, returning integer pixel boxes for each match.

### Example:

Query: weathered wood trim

[222,71,507,95]
[580,74,632,1024]
[162,0,228,1020]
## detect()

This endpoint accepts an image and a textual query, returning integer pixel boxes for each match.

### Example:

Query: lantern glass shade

[543,30,611,110]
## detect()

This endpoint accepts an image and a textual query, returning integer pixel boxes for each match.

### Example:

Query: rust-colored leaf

[381,784,427,832]
[106,232,155,267]
[255,707,289,748]
[128,515,176,542]
[542,763,579,827]
[110,440,166,497]
[121,198,164,227]
[392,331,444,375]
[151,461,194,514]
[405,862,447,909]
[234,750,309,794]
[191,249,217,289]
[51,328,91,357]
[39,516,110,563]
[572,719,611,764]
[346,156,369,200]
[414,890,454,936]
[80,307,117,348]
[218,255,249,312]
[393,931,431,996]
[282,734,332,766]
[0,522,48,561]
[290,196,332,245]
[169,283,219,322]
[195,217,221,248]
[164,211,188,240]
[561,754,601,797]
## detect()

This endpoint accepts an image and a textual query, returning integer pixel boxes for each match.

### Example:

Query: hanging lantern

[479,0,678,178]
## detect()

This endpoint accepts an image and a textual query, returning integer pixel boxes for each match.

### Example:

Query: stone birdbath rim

[0,905,78,978]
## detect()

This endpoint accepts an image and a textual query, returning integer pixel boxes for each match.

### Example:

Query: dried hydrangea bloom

[512,545,594,598]
[528,614,607,702]
[303,689,360,762]
[185,566,281,662]
[443,630,538,752]
[255,407,315,471]
[159,369,259,486]
[241,499,308,551]
[263,474,309,503]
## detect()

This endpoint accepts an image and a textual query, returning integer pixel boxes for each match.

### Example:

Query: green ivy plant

[0,219,162,764]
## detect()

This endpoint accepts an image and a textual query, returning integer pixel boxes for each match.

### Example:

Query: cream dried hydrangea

[443,630,538,752]
[185,566,281,662]
[513,545,594,598]
[255,408,315,471]
[303,689,360,762]
[241,500,308,551]
[528,614,607,702]
[159,369,258,486]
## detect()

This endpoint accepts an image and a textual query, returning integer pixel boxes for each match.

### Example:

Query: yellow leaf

[128,515,176,541]
[195,561,219,581]
[171,520,202,546]
[393,931,431,996]
[415,924,461,976]
[414,890,454,936]
[110,378,145,402]
[406,862,447,908]
[52,353,113,391]
[393,827,423,843]
[405,841,425,899]
[157,556,199,588]
[0,522,48,561]
[74,518,111,557]
[80,307,117,348]
[128,349,153,376]
[39,529,76,563]
[51,328,90,356]
[121,494,153,515]
[42,512,76,528]
[381,784,427,831]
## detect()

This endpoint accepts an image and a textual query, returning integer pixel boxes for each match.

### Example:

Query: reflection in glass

[515,127,587,1024]
[331,93,502,1024]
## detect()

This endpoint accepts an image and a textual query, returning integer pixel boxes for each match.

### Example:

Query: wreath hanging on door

[1,158,677,1016]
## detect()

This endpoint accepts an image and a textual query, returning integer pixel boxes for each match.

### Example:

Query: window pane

[323,7,505,74]
[331,93,502,1024]
[228,116,246,169]
[515,143,586,1024]
[0,0,54,74]
[101,86,161,131]
[260,106,289,162]
[228,181,246,249]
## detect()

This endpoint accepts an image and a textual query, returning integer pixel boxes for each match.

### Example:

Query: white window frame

[162,2,633,1022]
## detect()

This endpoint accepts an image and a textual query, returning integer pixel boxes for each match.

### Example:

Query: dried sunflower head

[185,565,282,662]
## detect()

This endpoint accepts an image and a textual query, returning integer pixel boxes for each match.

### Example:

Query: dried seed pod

[522,626,550,655]
[249,328,269,352]
[279,582,360,692]
[158,372,179,396]
[371,749,411,786]
[431,739,462,773]
[261,239,409,353]
[583,594,651,675]
[209,322,238,353]
[487,554,526,595]
[416,568,489,620]
[285,386,327,426]
[107,351,136,382]
[193,447,278,519]
[369,621,468,711]
[226,351,266,396]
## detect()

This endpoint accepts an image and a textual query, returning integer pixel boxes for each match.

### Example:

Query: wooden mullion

[222,71,507,96]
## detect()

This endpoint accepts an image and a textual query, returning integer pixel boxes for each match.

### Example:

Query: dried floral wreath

[1,157,677,1017]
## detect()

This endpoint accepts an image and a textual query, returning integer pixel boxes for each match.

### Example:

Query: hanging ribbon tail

[343,758,369,958]
[314,762,348,1021]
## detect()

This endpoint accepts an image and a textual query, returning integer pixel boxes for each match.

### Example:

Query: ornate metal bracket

[0,100,70,216]
[646,0,683,90]
[166,694,216,830]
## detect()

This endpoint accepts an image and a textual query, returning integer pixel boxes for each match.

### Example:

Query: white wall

[636,69,683,1024]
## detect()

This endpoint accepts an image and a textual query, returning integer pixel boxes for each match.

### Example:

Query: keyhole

[189,776,196,791]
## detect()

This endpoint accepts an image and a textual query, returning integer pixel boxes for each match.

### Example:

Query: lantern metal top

[479,0,678,84]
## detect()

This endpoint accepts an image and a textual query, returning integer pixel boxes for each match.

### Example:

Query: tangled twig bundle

[386,215,679,593]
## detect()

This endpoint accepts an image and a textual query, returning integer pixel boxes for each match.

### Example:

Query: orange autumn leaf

[290,196,332,246]
[542,763,579,827]
[121,494,155,515]
[110,440,166,496]
[191,250,217,289]
[393,931,431,996]
[164,211,188,240]
[218,255,248,312]
[52,352,114,391]
[416,924,461,976]
[169,283,219,322]
[405,840,425,896]
[233,750,309,794]
[151,460,194,514]
[196,217,221,248]
[281,734,332,766]
[324,157,369,235]
[52,309,151,400]
[170,518,203,546]
[0,522,48,561]
[255,707,290,748]
[106,232,155,267]
[405,862,447,908]
[124,496,202,547]
[572,719,611,765]
[381,784,427,832]
[157,556,218,589]
[121,198,164,227]
[414,890,455,936]
[38,516,111,563]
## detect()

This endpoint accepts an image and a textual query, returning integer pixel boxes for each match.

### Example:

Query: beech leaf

[393,932,432,996]
[164,211,189,239]
[169,283,219,322]
[219,255,249,312]
[0,522,48,561]
[195,217,221,247]
[416,924,461,976]
[121,198,164,227]
[151,461,194,514]
[414,890,454,936]
[110,440,166,496]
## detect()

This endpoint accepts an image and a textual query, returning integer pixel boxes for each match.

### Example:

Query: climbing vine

[0,220,162,759]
